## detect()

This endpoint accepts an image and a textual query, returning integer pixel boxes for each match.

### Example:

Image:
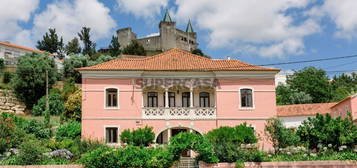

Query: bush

[21,119,51,139]
[120,126,155,147]
[297,113,357,150]
[56,121,81,140]
[0,58,4,70]
[80,145,175,168]
[205,123,257,162]
[265,118,300,154]
[15,139,48,165]
[32,88,65,116]
[63,89,81,121]
[63,54,89,83]
[0,113,26,153]
[2,72,13,84]
[62,77,78,101]
[168,132,218,163]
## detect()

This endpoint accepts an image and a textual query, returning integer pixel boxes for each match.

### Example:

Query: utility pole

[44,69,50,126]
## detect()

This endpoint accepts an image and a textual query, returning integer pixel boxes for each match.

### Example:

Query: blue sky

[1,0,357,75]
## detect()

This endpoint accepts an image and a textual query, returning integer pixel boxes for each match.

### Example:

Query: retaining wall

[0,89,26,114]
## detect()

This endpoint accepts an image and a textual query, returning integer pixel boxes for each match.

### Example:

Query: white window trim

[104,125,120,145]
[238,87,255,110]
[104,86,120,110]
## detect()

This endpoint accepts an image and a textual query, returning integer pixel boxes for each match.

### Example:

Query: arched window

[147,92,158,107]
[182,92,190,107]
[240,88,253,108]
[106,88,118,108]
[199,92,210,107]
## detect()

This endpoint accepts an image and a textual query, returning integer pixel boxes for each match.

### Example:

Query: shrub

[265,118,300,154]
[62,77,78,101]
[63,89,81,121]
[297,113,357,150]
[120,126,155,147]
[2,72,13,84]
[0,113,26,153]
[16,139,48,165]
[21,119,51,139]
[168,132,218,163]
[32,88,65,116]
[63,54,89,83]
[56,121,81,140]
[0,58,4,70]
[205,123,258,162]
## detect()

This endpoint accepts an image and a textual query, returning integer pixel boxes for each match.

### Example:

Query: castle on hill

[116,10,197,54]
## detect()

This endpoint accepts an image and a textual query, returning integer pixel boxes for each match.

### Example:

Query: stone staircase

[176,157,199,168]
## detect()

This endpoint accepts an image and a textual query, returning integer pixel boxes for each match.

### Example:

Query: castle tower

[159,10,177,51]
[116,27,137,49]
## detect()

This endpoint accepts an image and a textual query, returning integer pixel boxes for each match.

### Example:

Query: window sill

[104,107,120,110]
[239,107,255,111]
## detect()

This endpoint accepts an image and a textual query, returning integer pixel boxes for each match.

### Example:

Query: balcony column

[165,88,169,108]
[167,128,171,144]
[190,87,193,108]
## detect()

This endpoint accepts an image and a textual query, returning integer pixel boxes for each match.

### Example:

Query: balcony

[142,107,216,119]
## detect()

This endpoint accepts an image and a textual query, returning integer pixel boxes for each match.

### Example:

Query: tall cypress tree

[78,27,96,58]
[108,35,121,57]
[65,37,81,55]
[36,28,63,54]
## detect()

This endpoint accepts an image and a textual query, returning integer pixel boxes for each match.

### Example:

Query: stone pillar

[165,88,169,108]
[190,87,193,108]
[167,128,171,143]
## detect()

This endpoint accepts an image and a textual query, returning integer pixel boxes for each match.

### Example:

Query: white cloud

[0,0,39,43]
[316,0,357,39]
[32,0,116,44]
[116,0,168,19]
[145,32,160,38]
[173,0,320,58]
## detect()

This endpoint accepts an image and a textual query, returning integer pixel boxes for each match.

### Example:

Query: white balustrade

[142,107,216,119]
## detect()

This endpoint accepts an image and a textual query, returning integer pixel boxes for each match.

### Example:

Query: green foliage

[15,139,48,165]
[11,53,58,108]
[63,89,82,121]
[276,85,313,105]
[80,145,175,168]
[62,78,78,101]
[21,119,52,139]
[78,27,96,58]
[296,113,357,150]
[191,48,210,58]
[36,28,64,54]
[32,88,65,116]
[265,118,300,154]
[122,40,146,56]
[63,54,89,83]
[2,71,13,84]
[88,54,117,66]
[56,121,81,140]
[120,126,155,147]
[108,35,121,57]
[0,114,19,153]
[205,124,257,162]
[65,37,81,55]
[330,73,357,102]
[168,132,218,163]
[287,67,332,103]
[0,58,4,70]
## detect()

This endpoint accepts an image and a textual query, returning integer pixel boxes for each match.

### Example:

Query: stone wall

[199,161,357,168]
[0,89,26,114]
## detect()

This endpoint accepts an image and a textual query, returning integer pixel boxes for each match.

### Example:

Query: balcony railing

[142,107,216,119]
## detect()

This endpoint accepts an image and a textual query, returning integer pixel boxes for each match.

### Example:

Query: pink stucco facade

[81,74,277,150]
[331,94,357,122]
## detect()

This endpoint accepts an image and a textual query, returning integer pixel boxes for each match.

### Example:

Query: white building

[0,41,45,65]
[275,70,294,86]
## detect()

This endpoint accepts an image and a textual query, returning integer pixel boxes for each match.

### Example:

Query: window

[105,127,118,143]
[240,88,253,108]
[182,92,190,107]
[164,92,176,107]
[147,92,158,107]
[199,92,210,107]
[106,88,118,108]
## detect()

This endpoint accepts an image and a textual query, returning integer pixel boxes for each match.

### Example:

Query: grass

[17,115,61,126]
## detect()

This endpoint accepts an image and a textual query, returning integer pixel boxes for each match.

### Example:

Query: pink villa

[78,48,280,150]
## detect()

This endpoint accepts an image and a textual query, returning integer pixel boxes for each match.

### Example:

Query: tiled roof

[277,103,337,117]
[78,48,280,72]
[0,41,44,53]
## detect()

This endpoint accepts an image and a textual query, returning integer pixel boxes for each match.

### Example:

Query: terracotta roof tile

[277,103,337,117]
[0,41,44,53]
[78,48,280,72]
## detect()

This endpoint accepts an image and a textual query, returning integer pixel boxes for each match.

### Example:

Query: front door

[171,128,190,157]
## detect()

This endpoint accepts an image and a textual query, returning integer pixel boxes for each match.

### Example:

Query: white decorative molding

[142,107,216,120]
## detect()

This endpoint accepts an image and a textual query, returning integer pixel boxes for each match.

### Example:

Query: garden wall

[199,160,357,168]
[0,89,26,114]
[0,165,83,168]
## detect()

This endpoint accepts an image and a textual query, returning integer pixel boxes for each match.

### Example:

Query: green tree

[36,28,64,54]
[276,85,312,105]
[287,67,332,103]
[63,89,82,121]
[191,48,210,58]
[78,27,96,58]
[0,58,4,70]
[108,35,121,57]
[122,40,146,56]
[265,118,300,154]
[32,88,65,116]
[65,37,81,55]
[330,73,357,101]
[63,54,89,83]
[11,53,58,108]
